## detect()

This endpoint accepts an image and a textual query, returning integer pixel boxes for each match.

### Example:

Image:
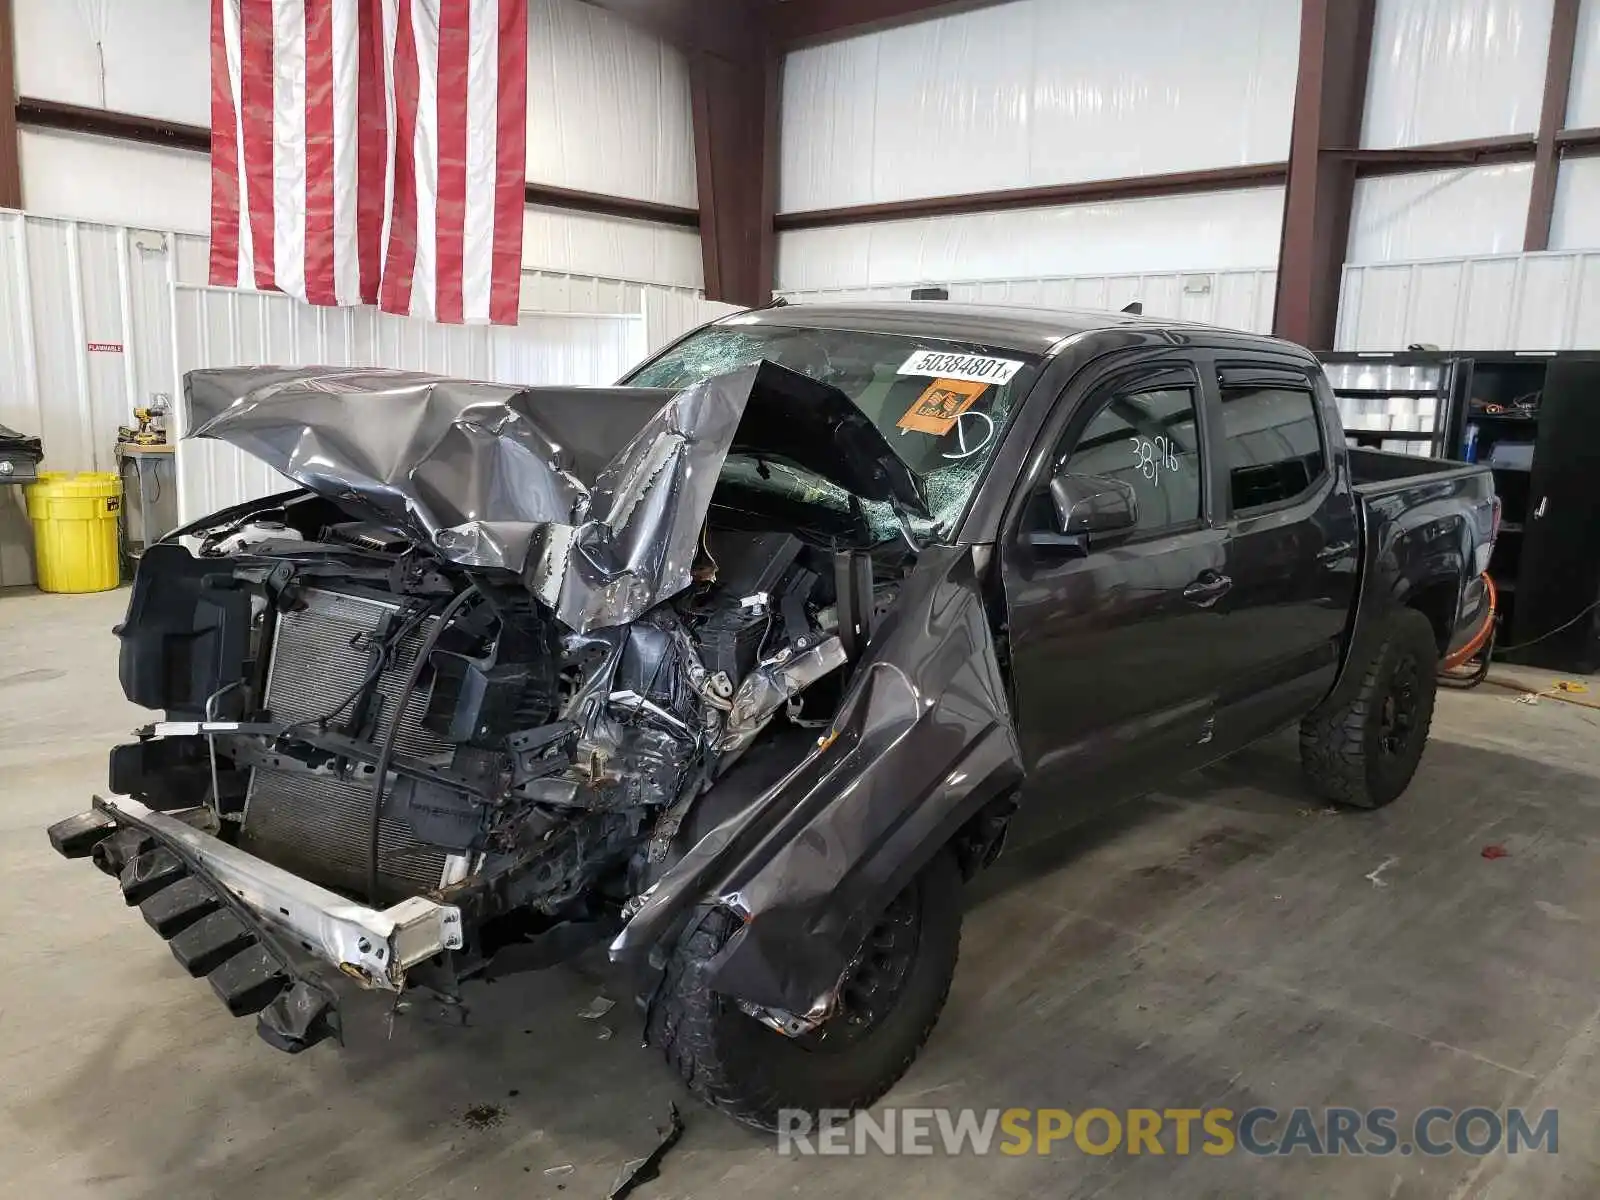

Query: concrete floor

[5,586,1600,1199]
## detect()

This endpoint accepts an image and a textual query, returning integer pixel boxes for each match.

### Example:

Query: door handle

[1317,541,1355,563]
[1183,572,1232,607]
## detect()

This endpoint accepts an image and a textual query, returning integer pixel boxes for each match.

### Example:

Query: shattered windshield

[625,321,1041,543]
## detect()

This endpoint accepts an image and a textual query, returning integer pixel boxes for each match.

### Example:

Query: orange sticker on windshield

[897,378,988,435]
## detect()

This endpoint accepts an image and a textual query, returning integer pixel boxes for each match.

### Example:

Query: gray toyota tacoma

[50,303,1497,1130]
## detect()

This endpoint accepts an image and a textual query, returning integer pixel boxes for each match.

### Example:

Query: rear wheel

[1300,607,1439,809]
[648,850,963,1131]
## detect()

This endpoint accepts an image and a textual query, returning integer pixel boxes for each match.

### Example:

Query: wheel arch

[1400,575,1461,658]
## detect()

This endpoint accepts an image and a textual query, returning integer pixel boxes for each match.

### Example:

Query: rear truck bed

[1346,445,1478,487]
[1344,446,1499,675]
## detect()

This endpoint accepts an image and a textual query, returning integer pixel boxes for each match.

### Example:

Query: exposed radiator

[240,587,451,899]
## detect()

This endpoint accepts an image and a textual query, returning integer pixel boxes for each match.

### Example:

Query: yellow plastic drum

[24,471,123,593]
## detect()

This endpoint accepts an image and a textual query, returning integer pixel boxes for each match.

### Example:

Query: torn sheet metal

[525,374,744,631]
[184,362,924,633]
[613,545,1023,1014]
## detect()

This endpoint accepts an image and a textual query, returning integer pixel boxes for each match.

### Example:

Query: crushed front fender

[612,544,1021,1015]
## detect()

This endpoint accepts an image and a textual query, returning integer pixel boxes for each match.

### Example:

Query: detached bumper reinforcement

[47,796,464,1053]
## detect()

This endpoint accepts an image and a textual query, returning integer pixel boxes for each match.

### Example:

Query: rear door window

[1219,384,1327,514]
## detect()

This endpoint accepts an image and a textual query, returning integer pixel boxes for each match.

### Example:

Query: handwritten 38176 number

[1130,436,1180,483]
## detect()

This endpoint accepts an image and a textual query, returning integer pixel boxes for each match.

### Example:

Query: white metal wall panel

[518,271,648,317]
[13,0,211,126]
[1567,0,1600,126]
[1362,0,1553,148]
[776,188,1287,292]
[639,290,742,353]
[1024,0,1296,189]
[172,232,212,285]
[525,0,697,206]
[780,35,879,217]
[489,313,642,385]
[520,206,703,290]
[1336,252,1600,349]
[124,230,185,405]
[514,272,737,351]
[0,214,193,586]
[22,219,97,476]
[170,287,289,523]
[1455,258,1528,345]
[1347,164,1535,263]
[74,224,139,473]
[0,215,39,588]
[779,0,1299,213]
[20,130,212,233]
[1,218,197,475]
[1550,157,1600,250]
[782,268,1279,335]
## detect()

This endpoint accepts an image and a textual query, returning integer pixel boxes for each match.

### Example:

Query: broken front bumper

[48,795,463,1052]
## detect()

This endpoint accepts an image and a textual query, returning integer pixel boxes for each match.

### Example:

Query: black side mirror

[1027,472,1139,551]
[1050,472,1139,535]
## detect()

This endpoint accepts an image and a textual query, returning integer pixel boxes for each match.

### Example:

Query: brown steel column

[690,45,779,307]
[0,0,21,209]
[1273,0,1377,350]
[1525,0,1582,251]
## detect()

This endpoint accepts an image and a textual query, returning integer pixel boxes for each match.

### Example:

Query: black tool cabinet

[1322,350,1600,672]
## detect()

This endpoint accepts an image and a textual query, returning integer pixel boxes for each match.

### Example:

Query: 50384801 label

[897,351,1023,386]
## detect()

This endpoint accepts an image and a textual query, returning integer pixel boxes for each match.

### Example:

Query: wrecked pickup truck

[50,303,1497,1130]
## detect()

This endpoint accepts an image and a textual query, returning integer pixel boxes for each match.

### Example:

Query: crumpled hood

[183,361,924,632]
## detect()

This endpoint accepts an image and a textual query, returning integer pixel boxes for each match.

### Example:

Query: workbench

[115,442,178,568]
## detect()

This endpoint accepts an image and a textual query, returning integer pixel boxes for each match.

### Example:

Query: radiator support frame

[241,587,458,899]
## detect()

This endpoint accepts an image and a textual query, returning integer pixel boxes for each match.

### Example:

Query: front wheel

[648,850,963,1131]
[1299,607,1439,809]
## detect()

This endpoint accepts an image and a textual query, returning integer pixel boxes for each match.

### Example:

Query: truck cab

[989,335,1363,838]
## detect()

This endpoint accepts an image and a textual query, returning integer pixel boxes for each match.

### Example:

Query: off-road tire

[648,850,963,1132]
[1300,607,1439,809]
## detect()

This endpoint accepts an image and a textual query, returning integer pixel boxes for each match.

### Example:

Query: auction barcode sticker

[897,350,1023,386]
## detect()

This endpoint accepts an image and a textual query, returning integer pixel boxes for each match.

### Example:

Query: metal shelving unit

[1319,352,1468,460]
[1320,350,1600,671]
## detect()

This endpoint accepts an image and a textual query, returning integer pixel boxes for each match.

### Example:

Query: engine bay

[113,489,908,978]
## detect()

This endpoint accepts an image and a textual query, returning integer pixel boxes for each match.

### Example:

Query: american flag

[209,0,528,325]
